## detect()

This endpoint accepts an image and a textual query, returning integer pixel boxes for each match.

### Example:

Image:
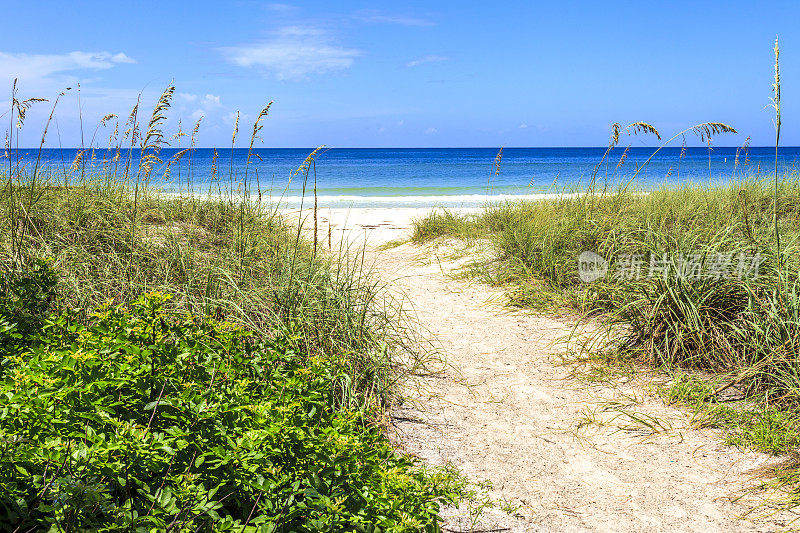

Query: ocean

[7,147,800,208]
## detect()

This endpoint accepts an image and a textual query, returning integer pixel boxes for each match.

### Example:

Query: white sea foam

[259,192,581,208]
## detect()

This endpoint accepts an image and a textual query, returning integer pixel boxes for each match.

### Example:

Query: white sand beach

[282,206,480,246]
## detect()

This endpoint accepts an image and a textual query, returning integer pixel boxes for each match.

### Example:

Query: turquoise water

[8,147,800,207]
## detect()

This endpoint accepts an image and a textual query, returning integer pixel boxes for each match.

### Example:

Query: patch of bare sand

[284,206,480,248]
[324,207,795,532]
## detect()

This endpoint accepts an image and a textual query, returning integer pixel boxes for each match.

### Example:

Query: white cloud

[267,3,296,12]
[109,53,135,64]
[425,127,437,135]
[354,10,434,27]
[0,51,135,84]
[406,55,449,67]
[397,119,405,126]
[221,27,360,80]
[176,93,222,125]
[519,123,528,129]
[276,26,325,37]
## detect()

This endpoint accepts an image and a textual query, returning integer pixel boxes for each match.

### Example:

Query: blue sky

[2,0,798,147]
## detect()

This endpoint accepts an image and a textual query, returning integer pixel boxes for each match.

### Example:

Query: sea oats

[191,116,203,147]
[294,145,326,179]
[772,35,782,267]
[610,122,621,147]
[163,148,190,179]
[69,150,85,173]
[231,111,240,146]
[626,121,661,140]
[623,122,737,191]
[692,122,737,142]
[734,136,750,175]
[172,119,186,141]
[138,84,175,178]
[109,119,119,146]
[13,96,48,129]
[616,144,630,169]
[248,102,274,155]
[211,148,219,180]
[493,146,504,176]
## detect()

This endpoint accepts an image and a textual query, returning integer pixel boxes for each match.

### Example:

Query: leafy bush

[0,293,461,531]
[0,258,58,360]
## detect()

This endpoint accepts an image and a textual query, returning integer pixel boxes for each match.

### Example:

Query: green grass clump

[411,178,800,403]
[0,291,462,531]
[661,374,800,456]
[410,209,485,244]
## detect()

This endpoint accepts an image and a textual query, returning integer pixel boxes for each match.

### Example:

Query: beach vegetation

[411,177,800,446]
[0,290,462,530]
[0,82,463,529]
[409,46,800,479]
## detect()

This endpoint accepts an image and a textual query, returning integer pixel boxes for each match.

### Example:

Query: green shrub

[0,293,461,531]
[0,258,58,359]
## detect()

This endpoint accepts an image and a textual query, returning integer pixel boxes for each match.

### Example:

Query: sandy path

[308,208,793,532]
[371,240,794,532]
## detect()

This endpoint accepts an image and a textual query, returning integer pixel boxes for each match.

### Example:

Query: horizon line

[8,145,800,151]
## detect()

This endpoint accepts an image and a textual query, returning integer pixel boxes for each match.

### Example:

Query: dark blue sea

[6,147,800,207]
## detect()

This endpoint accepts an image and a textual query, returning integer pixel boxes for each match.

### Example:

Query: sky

[1,0,798,148]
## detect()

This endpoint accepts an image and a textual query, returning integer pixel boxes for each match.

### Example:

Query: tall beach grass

[2,82,424,410]
[413,171,800,396]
